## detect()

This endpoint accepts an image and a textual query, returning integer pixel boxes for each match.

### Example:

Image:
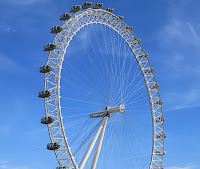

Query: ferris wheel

[39,2,165,169]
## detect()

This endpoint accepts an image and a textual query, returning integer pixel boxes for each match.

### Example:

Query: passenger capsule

[82,2,92,9]
[150,83,159,89]
[156,134,166,139]
[47,142,60,150]
[38,90,51,98]
[56,167,67,169]
[123,26,133,32]
[153,99,163,106]
[93,3,103,9]
[138,53,148,58]
[70,5,82,13]
[51,25,63,34]
[60,13,72,21]
[43,43,56,51]
[39,65,53,73]
[106,8,114,13]
[155,150,166,156]
[155,116,165,123]
[144,67,154,73]
[117,15,124,20]
[41,116,54,124]
[131,38,141,45]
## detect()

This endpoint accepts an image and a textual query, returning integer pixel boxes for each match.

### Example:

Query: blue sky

[0,0,200,169]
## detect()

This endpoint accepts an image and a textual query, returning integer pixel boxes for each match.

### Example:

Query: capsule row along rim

[38,2,166,168]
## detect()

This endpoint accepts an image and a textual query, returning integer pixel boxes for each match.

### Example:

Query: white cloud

[158,18,200,85]
[164,89,200,111]
[0,160,30,169]
[8,0,47,5]
[0,53,23,72]
[187,23,199,41]
[0,161,7,169]
[166,166,194,169]
[158,20,200,112]
[67,25,93,55]
[160,19,200,47]
[0,24,15,32]
[0,166,29,169]
[0,161,7,165]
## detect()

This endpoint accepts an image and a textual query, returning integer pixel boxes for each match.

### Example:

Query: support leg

[79,118,107,169]
[91,117,108,169]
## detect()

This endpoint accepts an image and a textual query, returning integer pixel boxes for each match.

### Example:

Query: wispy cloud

[187,23,199,41]
[158,18,200,109]
[158,19,200,81]
[67,25,93,55]
[160,19,200,47]
[0,53,23,72]
[0,160,7,169]
[0,24,15,32]
[166,166,194,169]
[8,0,47,5]
[0,160,31,169]
[164,89,200,111]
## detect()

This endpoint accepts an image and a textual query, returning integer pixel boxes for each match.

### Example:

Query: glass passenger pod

[60,13,72,21]
[123,26,133,32]
[156,134,166,139]
[153,99,163,106]
[144,67,154,74]
[47,142,60,150]
[117,15,124,20]
[150,83,159,89]
[82,2,92,9]
[138,53,148,58]
[70,5,82,13]
[38,89,51,98]
[93,3,103,9]
[155,116,165,123]
[43,43,56,51]
[155,150,166,156]
[39,65,53,73]
[56,167,67,169]
[50,25,63,34]
[131,38,141,45]
[106,8,114,13]
[41,116,54,124]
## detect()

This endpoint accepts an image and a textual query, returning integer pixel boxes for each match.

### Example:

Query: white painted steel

[79,118,107,169]
[43,7,165,169]
[90,104,125,118]
[91,117,108,169]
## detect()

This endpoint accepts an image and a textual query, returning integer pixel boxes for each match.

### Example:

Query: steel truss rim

[44,8,164,169]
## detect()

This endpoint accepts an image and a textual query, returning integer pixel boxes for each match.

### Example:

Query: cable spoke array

[39,3,165,169]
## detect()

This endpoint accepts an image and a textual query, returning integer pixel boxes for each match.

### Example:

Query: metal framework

[41,6,165,169]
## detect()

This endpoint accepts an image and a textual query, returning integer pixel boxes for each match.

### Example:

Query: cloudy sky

[0,0,199,169]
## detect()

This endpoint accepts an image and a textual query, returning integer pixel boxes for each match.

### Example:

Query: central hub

[90,104,125,118]
[105,104,125,113]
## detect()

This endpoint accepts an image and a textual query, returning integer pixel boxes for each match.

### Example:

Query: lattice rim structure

[40,7,165,169]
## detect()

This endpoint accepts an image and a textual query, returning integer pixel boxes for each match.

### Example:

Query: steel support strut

[79,117,107,169]
[91,117,108,169]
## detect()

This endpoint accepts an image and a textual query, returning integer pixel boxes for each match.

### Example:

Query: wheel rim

[43,8,165,169]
